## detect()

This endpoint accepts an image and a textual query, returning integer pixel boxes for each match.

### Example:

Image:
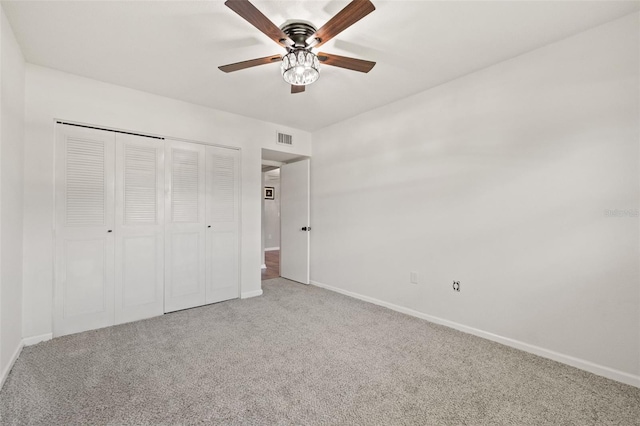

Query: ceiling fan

[218,0,376,94]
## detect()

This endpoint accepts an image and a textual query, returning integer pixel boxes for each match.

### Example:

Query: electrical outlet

[453,281,460,292]
[410,271,418,284]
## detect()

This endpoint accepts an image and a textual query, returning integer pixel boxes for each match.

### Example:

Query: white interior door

[164,140,206,312]
[280,159,310,284]
[205,146,240,304]
[54,124,115,336]
[114,134,165,324]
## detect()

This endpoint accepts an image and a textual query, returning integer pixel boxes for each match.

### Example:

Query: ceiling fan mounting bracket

[280,21,318,49]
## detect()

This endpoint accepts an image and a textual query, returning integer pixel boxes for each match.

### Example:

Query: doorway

[261,149,311,284]
[262,167,281,281]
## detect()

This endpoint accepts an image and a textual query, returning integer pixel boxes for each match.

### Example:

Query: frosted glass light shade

[281,49,320,86]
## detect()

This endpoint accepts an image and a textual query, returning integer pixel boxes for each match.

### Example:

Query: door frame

[260,149,311,286]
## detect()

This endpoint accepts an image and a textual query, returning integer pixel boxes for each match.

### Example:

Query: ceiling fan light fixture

[219,0,376,93]
[281,49,320,86]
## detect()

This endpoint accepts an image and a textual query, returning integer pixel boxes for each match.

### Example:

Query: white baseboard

[241,289,263,299]
[265,247,280,251]
[310,280,640,388]
[0,340,23,391]
[261,264,267,269]
[23,333,53,346]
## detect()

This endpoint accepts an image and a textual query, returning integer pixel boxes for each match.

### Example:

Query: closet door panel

[208,231,238,302]
[114,134,165,324]
[121,235,160,304]
[169,231,202,297]
[205,146,240,304]
[54,125,115,337]
[62,238,109,317]
[165,140,206,312]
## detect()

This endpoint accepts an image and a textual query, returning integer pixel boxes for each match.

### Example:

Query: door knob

[301,227,307,231]
[107,230,112,233]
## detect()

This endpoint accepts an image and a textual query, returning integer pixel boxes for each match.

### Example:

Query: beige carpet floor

[1,278,639,425]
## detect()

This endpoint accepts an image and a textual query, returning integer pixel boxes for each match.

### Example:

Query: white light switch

[410,271,418,284]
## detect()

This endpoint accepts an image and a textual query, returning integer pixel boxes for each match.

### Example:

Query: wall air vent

[277,132,293,146]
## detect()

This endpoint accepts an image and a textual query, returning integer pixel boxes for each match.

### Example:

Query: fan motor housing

[280,21,317,49]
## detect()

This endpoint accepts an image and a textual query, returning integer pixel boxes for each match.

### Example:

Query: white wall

[311,13,639,385]
[0,5,24,383]
[23,65,311,339]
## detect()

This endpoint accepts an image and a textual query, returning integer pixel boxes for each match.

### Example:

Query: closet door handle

[107,230,113,233]
[207,225,211,228]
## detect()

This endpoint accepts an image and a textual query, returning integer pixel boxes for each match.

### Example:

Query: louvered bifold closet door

[205,146,240,304]
[114,134,165,324]
[54,125,115,336]
[164,140,207,312]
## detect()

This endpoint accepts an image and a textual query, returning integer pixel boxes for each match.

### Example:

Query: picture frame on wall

[264,186,275,200]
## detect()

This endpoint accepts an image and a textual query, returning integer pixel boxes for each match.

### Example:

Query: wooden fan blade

[224,0,293,47]
[317,52,375,73]
[218,54,282,73]
[306,0,375,48]
[291,85,305,94]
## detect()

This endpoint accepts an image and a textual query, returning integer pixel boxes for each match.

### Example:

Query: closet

[163,141,240,312]
[54,124,240,337]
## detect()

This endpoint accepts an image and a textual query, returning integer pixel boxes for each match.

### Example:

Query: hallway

[262,250,280,280]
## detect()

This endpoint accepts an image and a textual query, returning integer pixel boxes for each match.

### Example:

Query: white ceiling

[3,1,639,131]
